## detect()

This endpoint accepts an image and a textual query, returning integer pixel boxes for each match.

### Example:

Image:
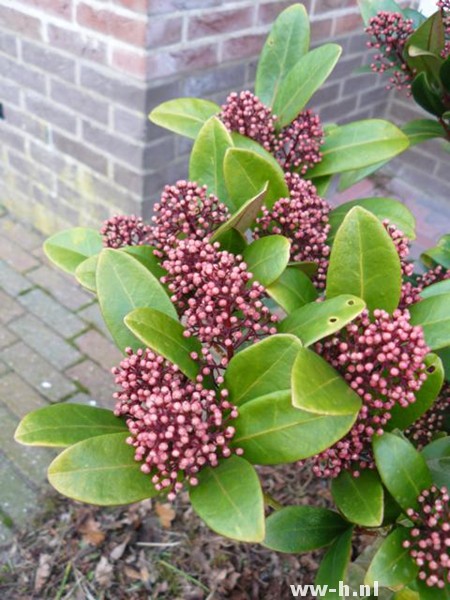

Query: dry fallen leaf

[155,502,176,528]
[109,536,130,561]
[34,553,51,593]
[124,565,142,580]
[78,516,105,546]
[94,556,113,587]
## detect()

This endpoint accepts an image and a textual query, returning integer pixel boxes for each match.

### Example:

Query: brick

[8,150,54,192]
[80,65,148,111]
[113,163,147,195]
[148,0,220,13]
[56,179,113,223]
[113,106,157,142]
[147,44,219,80]
[78,302,112,338]
[313,0,356,13]
[319,96,357,122]
[77,3,147,47]
[5,106,50,143]
[0,290,25,323]
[20,0,72,19]
[53,132,108,175]
[22,41,75,83]
[0,359,9,377]
[0,261,32,296]
[1,341,77,402]
[182,63,246,97]
[75,169,140,214]
[0,233,39,272]
[311,18,333,41]
[18,288,86,339]
[0,31,18,58]
[50,79,109,126]
[0,79,20,105]
[308,81,341,108]
[26,265,92,311]
[148,15,182,48]
[111,48,148,80]
[82,119,146,166]
[257,1,302,25]
[189,8,254,40]
[65,360,117,408]
[0,457,40,525]
[74,329,123,371]
[48,24,108,65]
[25,93,77,134]
[0,325,16,350]
[334,12,363,36]
[30,141,78,182]
[65,392,98,406]
[0,7,41,40]
[0,125,25,154]
[222,34,266,62]
[0,54,46,95]
[115,0,149,11]
[0,372,47,418]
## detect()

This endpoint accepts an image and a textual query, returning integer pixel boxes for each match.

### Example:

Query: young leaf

[388,354,444,431]
[125,308,202,380]
[44,227,103,275]
[266,267,318,314]
[189,456,265,543]
[255,3,310,107]
[279,294,366,346]
[243,235,291,287]
[421,234,450,269]
[149,98,220,139]
[308,120,409,177]
[264,506,350,553]
[331,470,384,527]
[326,207,402,313]
[96,249,176,352]
[14,404,127,447]
[274,44,342,128]
[224,147,289,210]
[292,348,362,416]
[231,391,356,464]
[189,116,234,208]
[373,432,432,511]
[315,528,354,595]
[422,437,450,488]
[48,432,158,505]
[365,527,418,588]
[224,334,302,406]
[409,293,450,350]
[405,11,445,79]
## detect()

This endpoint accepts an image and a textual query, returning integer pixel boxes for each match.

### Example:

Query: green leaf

[441,56,450,92]
[231,391,356,464]
[310,175,333,197]
[124,308,202,380]
[214,228,247,254]
[211,183,268,243]
[405,11,445,80]
[44,227,103,275]
[288,261,319,278]
[255,3,310,108]
[315,528,354,597]
[328,197,416,243]
[224,147,289,211]
[75,255,97,292]
[292,347,362,416]
[308,120,409,177]
[388,354,444,431]
[412,72,446,117]
[264,506,349,553]
[230,132,284,170]
[149,98,220,139]
[331,470,384,527]
[410,293,450,350]
[189,456,265,543]
[189,116,234,208]
[437,346,450,382]
[279,294,366,346]
[274,44,342,128]
[420,279,450,299]
[403,8,427,28]
[14,404,127,447]
[124,245,165,280]
[326,207,402,313]
[402,118,447,144]
[421,234,450,269]
[243,235,291,286]
[96,249,176,352]
[224,334,302,406]
[422,437,450,488]
[365,527,419,588]
[358,0,404,25]
[266,266,318,314]
[373,432,432,511]
[416,579,450,600]
[48,432,158,505]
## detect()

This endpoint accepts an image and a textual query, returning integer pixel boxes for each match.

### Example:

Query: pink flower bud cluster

[219,91,276,151]
[101,215,152,249]
[366,11,415,92]
[150,180,230,256]
[311,308,429,477]
[384,221,414,278]
[161,238,278,368]
[401,265,450,309]
[406,383,449,449]
[403,486,450,589]
[273,110,324,173]
[113,348,241,500]
[254,172,331,288]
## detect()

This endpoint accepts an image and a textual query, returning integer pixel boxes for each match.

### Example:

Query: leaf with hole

[44,227,103,275]
[243,235,291,287]
[331,470,384,527]
[149,98,220,139]
[410,293,450,350]
[266,266,318,314]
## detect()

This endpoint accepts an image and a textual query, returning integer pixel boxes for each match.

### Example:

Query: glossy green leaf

[308,120,409,177]
[189,116,233,207]
[422,437,450,488]
[264,506,349,553]
[328,197,416,243]
[255,3,310,107]
[310,175,333,197]
[230,132,285,170]
[231,391,356,464]
[412,72,446,117]
[266,266,318,313]
[410,293,450,351]
[358,0,404,25]
[44,227,103,275]
[421,234,450,269]
[279,294,366,346]
[420,279,450,299]
[441,56,450,92]
[243,235,291,287]
[405,11,445,80]
[326,207,402,313]
[402,118,447,144]
[48,432,158,505]
[14,404,127,447]
[124,245,165,280]
[365,527,418,588]
[438,347,450,382]
[338,159,389,192]
[288,261,319,278]
[224,148,289,211]
[403,8,427,28]
[315,528,354,596]
[125,308,202,380]
[416,579,450,600]
[75,254,97,292]
[149,98,220,139]
[224,334,303,406]
[331,470,384,527]
[214,228,247,254]
[189,456,265,543]
[388,354,444,431]
[373,432,432,511]
[274,44,342,128]
[96,249,176,352]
